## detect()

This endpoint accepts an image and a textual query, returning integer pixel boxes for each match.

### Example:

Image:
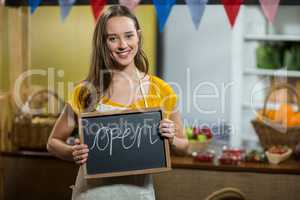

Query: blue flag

[59,0,77,21]
[185,0,208,30]
[29,0,42,14]
[153,0,176,32]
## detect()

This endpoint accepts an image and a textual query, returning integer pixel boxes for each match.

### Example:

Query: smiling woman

[46,5,188,200]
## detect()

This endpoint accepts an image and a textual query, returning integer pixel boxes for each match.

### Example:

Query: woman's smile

[116,49,131,58]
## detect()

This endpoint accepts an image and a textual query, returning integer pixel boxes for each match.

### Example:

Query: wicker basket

[251,83,300,150]
[12,90,64,150]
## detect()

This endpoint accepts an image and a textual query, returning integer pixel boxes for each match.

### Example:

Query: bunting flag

[91,0,107,21]
[153,0,176,32]
[185,0,208,30]
[59,0,76,21]
[119,0,141,11]
[221,0,243,28]
[259,0,280,24]
[29,0,43,14]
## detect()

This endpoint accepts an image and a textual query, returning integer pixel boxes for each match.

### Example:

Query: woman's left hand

[159,119,176,144]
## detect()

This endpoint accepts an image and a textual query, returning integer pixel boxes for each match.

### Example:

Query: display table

[1,151,300,200]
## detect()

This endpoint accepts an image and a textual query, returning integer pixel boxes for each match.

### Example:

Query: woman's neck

[113,63,140,81]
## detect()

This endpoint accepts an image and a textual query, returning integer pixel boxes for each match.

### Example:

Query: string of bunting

[3,0,281,31]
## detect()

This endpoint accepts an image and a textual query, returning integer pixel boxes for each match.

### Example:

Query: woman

[47,5,188,200]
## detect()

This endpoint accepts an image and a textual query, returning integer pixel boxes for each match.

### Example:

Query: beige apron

[71,71,155,200]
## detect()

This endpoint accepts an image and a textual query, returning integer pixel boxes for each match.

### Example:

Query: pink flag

[221,0,243,28]
[119,0,140,11]
[259,0,280,24]
[0,0,5,5]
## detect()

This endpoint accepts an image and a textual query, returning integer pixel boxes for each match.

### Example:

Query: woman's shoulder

[150,75,175,95]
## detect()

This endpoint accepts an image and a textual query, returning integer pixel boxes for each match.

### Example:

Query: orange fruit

[289,112,300,127]
[274,103,294,125]
[256,109,276,122]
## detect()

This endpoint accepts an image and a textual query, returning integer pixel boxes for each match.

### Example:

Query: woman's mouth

[116,50,131,58]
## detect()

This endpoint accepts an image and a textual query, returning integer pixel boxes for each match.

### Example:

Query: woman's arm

[47,104,88,164]
[160,111,189,154]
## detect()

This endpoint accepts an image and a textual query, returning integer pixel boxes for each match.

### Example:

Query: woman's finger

[74,153,88,162]
[159,122,175,129]
[72,148,89,157]
[72,144,88,151]
[80,158,87,165]
[160,132,175,137]
[160,127,176,133]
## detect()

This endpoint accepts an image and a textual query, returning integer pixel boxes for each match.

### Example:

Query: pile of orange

[256,103,300,127]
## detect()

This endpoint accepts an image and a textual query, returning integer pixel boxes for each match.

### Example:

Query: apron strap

[135,68,149,108]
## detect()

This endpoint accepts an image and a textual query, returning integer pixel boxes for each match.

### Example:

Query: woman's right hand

[72,138,89,165]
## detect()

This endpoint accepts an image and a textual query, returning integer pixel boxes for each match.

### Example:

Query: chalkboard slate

[79,108,171,179]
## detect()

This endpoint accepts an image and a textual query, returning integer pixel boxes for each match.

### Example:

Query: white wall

[163,5,233,128]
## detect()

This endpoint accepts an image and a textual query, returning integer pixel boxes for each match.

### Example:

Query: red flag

[221,0,243,28]
[91,0,107,21]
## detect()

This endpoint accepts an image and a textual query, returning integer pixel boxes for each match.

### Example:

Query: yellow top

[68,75,178,118]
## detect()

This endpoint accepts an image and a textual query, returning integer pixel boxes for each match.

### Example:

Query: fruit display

[265,145,292,165]
[192,151,215,163]
[268,145,289,154]
[218,147,245,165]
[186,127,213,154]
[245,150,267,163]
[186,127,213,142]
[256,103,300,127]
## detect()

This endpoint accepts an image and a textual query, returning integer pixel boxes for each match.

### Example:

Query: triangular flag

[259,0,280,24]
[29,0,43,14]
[119,0,141,11]
[91,0,107,21]
[221,0,243,28]
[185,0,208,30]
[153,0,176,32]
[59,0,76,21]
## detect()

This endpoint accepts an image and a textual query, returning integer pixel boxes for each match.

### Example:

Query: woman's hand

[159,119,176,145]
[71,139,89,165]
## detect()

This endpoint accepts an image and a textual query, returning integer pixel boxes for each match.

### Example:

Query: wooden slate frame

[78,108,171,179]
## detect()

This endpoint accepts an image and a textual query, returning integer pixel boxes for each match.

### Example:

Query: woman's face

[106,16,139,68]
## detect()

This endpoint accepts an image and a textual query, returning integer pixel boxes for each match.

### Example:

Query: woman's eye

[108,37,117,42]
[125,34,133,39]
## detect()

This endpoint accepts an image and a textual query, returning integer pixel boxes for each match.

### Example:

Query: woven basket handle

[25,89,65,115]
[262,83,300,117]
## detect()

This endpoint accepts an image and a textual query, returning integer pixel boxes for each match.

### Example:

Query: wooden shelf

[244,34,300,42]
[242,102,298,110]
[244,68,300,77]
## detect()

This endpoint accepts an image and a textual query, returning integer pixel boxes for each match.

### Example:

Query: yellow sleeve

[152,76,178,118]
[68,82,89,115]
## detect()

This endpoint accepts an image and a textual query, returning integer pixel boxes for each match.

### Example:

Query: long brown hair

[79,5,149,111]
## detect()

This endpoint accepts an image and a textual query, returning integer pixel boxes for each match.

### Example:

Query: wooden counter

[171,155,300,174]
[1,151,300,200]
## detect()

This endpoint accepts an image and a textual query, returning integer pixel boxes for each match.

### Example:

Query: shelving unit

[244,34,300,42]
[230,6,300,147]
[243,68,300,77]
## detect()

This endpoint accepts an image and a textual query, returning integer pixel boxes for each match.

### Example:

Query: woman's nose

[118,38,128,49]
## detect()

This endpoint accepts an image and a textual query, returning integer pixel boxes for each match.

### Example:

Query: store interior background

[1,3,300,148]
